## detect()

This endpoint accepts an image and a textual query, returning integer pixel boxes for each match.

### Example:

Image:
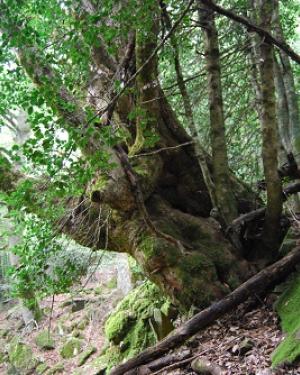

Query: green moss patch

[60,338,83,359]
[77,346,96,366]
[96,281,174,372]
[272,273,300,367]
[8,339,38,374]
[35,330,55,350]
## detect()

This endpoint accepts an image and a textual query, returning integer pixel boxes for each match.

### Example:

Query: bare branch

[200,0,300,65]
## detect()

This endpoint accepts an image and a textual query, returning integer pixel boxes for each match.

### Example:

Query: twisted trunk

[1,0,260,309]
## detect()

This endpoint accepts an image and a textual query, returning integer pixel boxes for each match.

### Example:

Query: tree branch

[199,0,300,65]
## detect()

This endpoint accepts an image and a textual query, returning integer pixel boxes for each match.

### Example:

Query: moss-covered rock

[44,363,64,375]
[96,281,175,372]
[36,363,50,375]
[106,276,117,289]
[272,273,300,366]
[35,330,55,350]
[77,346,96,366]
[60,338,83,359]
[8,338,38,374]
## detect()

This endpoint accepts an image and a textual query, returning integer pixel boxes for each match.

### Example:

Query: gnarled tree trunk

[0,0,264,309]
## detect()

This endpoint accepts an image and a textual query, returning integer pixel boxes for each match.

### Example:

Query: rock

[44,363,64,375]
[60,338,83,359]
[256,369,274,375]
[77,346,97,366]
[8,339,38,375]
[72,328,84,338]
[36,363,50,374]
[231,338,254,356]
[71,299,86,313]
[77,318,89,330]
[0,328,9,338]
[62,299,86,312]
[191,358,223,375]
[0,347,8,364]
[119,340,129,352]
[35,330,55,350]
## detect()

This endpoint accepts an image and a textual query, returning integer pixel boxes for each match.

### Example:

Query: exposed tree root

[110,246,300,375]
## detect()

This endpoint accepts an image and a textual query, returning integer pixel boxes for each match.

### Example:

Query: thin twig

[129,141,194,158]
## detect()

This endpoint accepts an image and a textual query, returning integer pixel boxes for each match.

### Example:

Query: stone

[61,299,86,312]
[0,328,9,338]
[77,346,97,366]
[191,357,222,374]
[232,338,254,356]
[72,299,86,313]
[256,369,274,375]
[35,331,55,350]
[44,363,64,375]
[60,338,83,359]
[36,363,50,374]
[8,339,38,374]
[72,329,83,338]
[77,318,89,330]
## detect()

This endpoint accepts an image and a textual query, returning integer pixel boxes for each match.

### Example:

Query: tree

[0,0,299,310]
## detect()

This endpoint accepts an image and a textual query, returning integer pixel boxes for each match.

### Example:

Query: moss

[105,310,135,344]
[275,274,300,333]
[94,286,103,295]
[77,346,96,366]
[98,281,174,372]
[272,273,300,366]
[77,318,89,330]
[35,330,55,350]
[44,363,64,375]
[272,331,300,366]
[60,338,83,359]
[139,236,157,259]
[107,276,117,289]
[36,363,50,375]
[8,339,38,374]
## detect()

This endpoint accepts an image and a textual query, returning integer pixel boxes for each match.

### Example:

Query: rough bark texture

[273,0,300,157]
[160,1,218,212]
[257,0,283,252]
[199,2,238,227]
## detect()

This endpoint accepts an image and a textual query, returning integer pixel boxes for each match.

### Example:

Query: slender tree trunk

[273,0,300,157]
[274,56,292,161]
[198,1,238,227]
[257,0,282,252]
[273,0,300,212]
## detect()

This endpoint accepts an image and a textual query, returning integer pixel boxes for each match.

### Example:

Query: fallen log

[110,246,300,375]
[125,350,192,375]
[229,181,300,233]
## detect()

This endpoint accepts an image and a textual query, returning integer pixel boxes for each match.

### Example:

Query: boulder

[77,346,97,366]
[60,338,83,359]
[8,339,38,374]
[35,330,55,350]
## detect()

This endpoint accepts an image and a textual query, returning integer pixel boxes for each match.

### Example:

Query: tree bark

[273,0,300,157]
[160,1,218,212]
[198,1,238,227]
[256,0,283,253]
[0,0,261,309]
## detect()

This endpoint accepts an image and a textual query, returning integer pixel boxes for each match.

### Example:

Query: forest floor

[0,271,299,374]
[158,298,300,375]
[0,263,124,375]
